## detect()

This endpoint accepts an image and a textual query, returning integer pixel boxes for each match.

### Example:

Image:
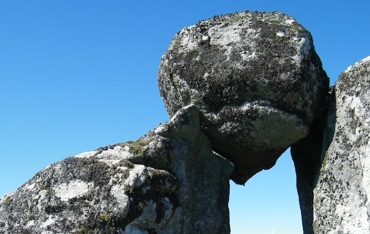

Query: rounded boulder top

[158,11,329,184]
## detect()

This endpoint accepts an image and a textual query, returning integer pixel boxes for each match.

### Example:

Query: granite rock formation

[158,11,329,184]
[292,57,370,233]
[313,57,370,233]
[0,105,233,233]
[2,9,369,234]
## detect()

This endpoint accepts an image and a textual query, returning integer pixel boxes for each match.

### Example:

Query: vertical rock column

[293,57,370,234]
[290,94,332,234]
[312,57,370,233]
[156,105,234,233]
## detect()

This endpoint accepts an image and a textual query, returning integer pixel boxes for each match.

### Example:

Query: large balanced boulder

[312,57,370,233]
[0,105,233,233]
[158,11,329,184]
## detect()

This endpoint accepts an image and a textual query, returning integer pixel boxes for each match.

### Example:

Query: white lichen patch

[124,165,148,189]
[75,151,97,158]
[208,25,260,62]
[209,24,242,46]
[291,37,311,64]
[359,144,370,198]
[26,220,35,228]
[240,100,272,111]
[75,146,135,165]
[170,104,195,123]
[20,182,36,193]
[53,180,92,201]
[41,164,51,172]
[280,72,291,80]
[96,146,132,160]
[333,203,369,234]
[276,31,285,37]
[26,182,35,190]
[285,19,295,25]
[174,26,198,52]
[299,37,311,55]
[40,216,56,229]
[345,56,370,73]
[110,184,130,217]
[154,124,169,135]
[30,188,49,214]
[241,51,258,61]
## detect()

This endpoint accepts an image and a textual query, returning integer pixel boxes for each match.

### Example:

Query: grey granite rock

[0,105,233,234]
[158,11,329,184]
[290,89,332,234]
[5,10,364,234]
[312,57,370,233]
[292,56,370,234]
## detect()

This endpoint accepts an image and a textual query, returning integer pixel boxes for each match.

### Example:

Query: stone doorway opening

[229,149,302,234]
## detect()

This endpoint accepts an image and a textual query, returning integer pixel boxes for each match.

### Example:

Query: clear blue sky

[0,1,368,233]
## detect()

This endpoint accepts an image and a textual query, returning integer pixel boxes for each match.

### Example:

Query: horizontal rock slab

[158,11,329,184]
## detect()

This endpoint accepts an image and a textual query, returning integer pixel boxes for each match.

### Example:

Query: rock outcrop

[0,105,233,233]
[291,57,370,233]
[2,9,369,234]
[158,11,329,184]
[312,57,370,233]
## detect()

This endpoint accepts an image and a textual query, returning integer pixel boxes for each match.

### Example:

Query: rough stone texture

[0,105,233,234]
[158,11,329,184]
[311,57,370,233]
[292,56,370,234]
[5,10,366,234]
[290,89,333,234]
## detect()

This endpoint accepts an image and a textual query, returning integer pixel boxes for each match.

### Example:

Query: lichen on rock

[312,57,370,233]
[0,105,233,233]
[158,10,329,184]
[5,9,366,234]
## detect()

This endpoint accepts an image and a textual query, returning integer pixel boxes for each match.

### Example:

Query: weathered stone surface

[290,89,332,234]
[311,57,370,233]
[0,105,233,233]
[292,56,370,234]
[5,10,364,234]
[158,11,329,184]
